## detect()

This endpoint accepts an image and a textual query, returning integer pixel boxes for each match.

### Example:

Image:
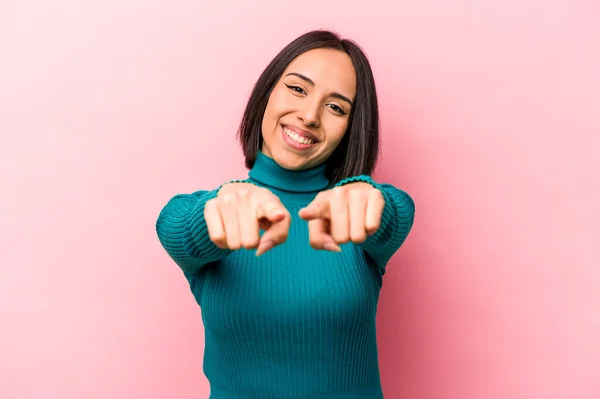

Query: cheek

[263,91,287,127]
[325,119,349,146]
[268,88,289,112]
[262,100,277,129]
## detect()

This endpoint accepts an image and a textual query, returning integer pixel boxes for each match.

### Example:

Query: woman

[156,30,415,399]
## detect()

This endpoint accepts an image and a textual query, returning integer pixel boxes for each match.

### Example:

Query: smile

[283,126,316,145]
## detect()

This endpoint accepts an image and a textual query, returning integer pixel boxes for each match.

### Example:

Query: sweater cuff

[216,179,251,196]
[335,175,379,188]
[182,189,229,260]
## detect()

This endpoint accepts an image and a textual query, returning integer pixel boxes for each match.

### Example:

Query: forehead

[284,48,357,97]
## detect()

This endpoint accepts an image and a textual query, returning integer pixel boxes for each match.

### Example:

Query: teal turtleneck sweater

[155,151,415,399]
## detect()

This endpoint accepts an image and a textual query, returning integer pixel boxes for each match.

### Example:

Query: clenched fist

[298,182,385,251]
[204,182,291,256]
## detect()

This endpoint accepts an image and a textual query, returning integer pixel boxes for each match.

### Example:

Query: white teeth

[284,127,315,145]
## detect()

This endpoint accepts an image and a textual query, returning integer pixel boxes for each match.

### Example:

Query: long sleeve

[336,175,415,275]
[155,188,231,276]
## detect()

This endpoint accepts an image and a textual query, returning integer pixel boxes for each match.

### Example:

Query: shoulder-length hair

[237,30,381,184]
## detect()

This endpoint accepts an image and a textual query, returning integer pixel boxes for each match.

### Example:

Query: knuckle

[208,232,220,242]
[350,231,367,243]
[372,188,383,200]
[220,193,235,204]
[208,231,225,244]
[332,233,348,244]
[205,198,216,207]
[348,187,366,200]
[236,188,251,200]
[366,221,380,231]
[332,186,346,198]
[241,237,259,248]
[264,199,279,210]
[227,240,241,250]
[272,230,288,244]
[280,203,290,215]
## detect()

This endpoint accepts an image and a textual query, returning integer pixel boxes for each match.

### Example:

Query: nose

[297,99,321,128]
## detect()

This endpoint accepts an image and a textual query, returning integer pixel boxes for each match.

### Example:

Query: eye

[327,104,346,115]
[284,84,306,95]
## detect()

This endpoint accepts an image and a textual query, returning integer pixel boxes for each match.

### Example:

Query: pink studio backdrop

[1,1,599,398]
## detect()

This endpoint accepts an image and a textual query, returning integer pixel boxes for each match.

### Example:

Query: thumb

[257,199,287,223]
[299,198,330,220]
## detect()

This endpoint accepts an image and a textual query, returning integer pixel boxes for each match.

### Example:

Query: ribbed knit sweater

[155,151,415,399]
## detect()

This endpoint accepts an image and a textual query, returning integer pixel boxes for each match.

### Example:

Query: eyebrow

[285,72,354,107]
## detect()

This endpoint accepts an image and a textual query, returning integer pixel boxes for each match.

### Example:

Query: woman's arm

[336,176,415,275]
[156,189,231,276]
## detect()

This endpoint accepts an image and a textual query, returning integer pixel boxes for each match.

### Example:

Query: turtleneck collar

[248,150,330,193]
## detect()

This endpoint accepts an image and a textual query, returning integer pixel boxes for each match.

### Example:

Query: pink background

[1,1,599,398]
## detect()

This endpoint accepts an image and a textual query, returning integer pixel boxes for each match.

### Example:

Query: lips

[281,124,319,142]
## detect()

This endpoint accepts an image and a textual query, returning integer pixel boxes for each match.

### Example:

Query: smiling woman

[155,30,415,399]
[260,48,356,170]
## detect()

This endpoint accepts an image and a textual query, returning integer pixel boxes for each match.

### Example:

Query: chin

[273,150,311,170]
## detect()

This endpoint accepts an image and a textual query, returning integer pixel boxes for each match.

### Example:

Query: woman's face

[261,48,357,171]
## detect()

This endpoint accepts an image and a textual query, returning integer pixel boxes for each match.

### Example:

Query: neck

[248,151,330,193]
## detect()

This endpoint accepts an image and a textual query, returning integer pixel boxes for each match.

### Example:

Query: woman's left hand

[298,182,385,252]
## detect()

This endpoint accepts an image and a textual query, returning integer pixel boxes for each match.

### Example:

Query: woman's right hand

[204,182,290,256]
